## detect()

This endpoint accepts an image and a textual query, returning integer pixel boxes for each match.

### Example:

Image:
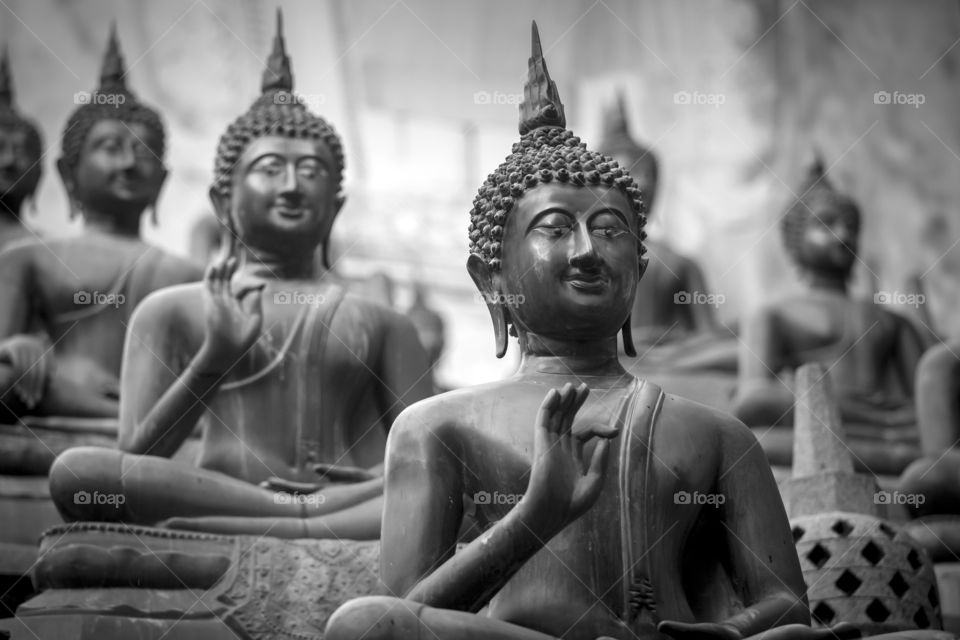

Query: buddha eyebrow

[527,207,575,230]
[249,153,328,166]
[589,207,630,226]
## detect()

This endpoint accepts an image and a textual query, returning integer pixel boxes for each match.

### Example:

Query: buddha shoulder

[658,391,755,453]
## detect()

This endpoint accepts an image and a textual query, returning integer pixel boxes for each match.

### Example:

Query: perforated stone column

[785,363,942,634]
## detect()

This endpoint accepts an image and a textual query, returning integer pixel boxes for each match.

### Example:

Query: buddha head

[57,24,167,228]
[210,10,345,263]
[782,158,860,279]
[0,45,43,215]
[468,23,647,358]
[597,92,659,214]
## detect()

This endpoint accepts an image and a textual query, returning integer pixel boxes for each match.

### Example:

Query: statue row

[0,13,957,640]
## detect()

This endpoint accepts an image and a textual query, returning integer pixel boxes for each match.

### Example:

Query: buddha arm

[375,315,435,428]
[684,259,720,333]
[0,245,33,338]
[119,295,217,457]
[715,420,809,635]
[381,412,556,613]
[916,341,960,454]
[893,313,925,398]
[732,308,793,426]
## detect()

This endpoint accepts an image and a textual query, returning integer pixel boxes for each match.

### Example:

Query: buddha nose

[117,143,138,170]
[569,223,600,268]
[280,163,301,195]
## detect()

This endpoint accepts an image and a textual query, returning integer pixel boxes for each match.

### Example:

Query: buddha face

[225,135,341,254]
[797,203,859,276]
[60,119,166,218]
[495,182,640,341]
[0,125,41,203]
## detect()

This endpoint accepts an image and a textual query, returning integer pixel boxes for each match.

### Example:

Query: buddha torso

[142,278,398,484]
[428,375,737,639]
[772,290,911,404]
[1,234,199,376]
[631,240,701,340]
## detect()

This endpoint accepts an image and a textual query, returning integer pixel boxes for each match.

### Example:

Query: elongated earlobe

[621,316,636,357]
[493,303,509,358]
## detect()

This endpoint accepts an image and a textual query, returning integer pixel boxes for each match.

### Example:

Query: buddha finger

[535,388,561,433]
[555,383,578,429]
[205,260,223,297]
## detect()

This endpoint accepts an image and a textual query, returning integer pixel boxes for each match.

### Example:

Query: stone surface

[5,523,381,640]
[792,511,942,635]
[793,364,852,477]
[782,472,882,521]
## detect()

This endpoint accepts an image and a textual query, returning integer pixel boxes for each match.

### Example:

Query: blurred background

[3,0,960,387]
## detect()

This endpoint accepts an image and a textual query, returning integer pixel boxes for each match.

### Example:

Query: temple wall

[3,0,960,386]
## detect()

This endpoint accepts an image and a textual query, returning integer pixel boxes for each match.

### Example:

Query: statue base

[0,523,381,640]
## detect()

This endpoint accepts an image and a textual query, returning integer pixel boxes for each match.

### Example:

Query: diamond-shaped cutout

[878,523,896,539]
[861,540,884,566]
[866,599,890,623]
[907,548,923,571]
[889,571,909,598]
[929,585,940,609]
[914,608,930,629]
[792,526,805,543]
[836,569,862,596]
[812,602,836,625]
[807,543,831,569]
[831,519,853,537]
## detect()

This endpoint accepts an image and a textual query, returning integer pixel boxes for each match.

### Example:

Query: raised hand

[520,382,619,534]
[198,256,265,374]
[0,333,53,408]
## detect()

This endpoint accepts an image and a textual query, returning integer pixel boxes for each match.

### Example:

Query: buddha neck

[516,332,627,378]
[800,268,849,295]
[235,245,319,280]
[82,208,142,238]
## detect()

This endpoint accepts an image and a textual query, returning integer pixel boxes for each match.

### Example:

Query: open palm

[523,382,618,533]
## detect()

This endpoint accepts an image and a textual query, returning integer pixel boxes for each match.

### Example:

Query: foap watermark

[874,291,925,308]
[274,291,326,307]
[673,90,725,108]
[474,490,523,506]
[873,90,925,108]
[674,290,724,308]
[473,90,523,106]
[73,91,126,107]
[674,490,725,507]
[474,292,525,306]
[274,92,326,111]
[74,290,125,307]
[874,490,925,507]
[74,490,125,508]
[273,492,326,506]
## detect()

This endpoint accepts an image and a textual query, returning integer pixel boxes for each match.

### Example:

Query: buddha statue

[324,23,895,640]
[0,45,43,250]
[407,280,446,388]
[732,159,925,460]
[47,12,434,541]
[0,26,202,421]
[597,93,721,347]
[897,340,960,518]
